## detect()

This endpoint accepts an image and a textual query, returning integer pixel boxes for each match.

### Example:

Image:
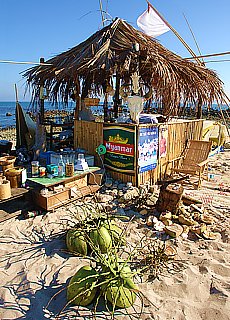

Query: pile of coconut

[48,210,182,319]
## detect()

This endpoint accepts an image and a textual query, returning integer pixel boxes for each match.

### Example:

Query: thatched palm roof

[24,18,225,115]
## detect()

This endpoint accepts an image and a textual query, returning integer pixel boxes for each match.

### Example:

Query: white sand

[0,150,229,319]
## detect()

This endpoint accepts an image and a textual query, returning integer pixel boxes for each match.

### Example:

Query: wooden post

[75,95,81,120]
[114,72,121,119]
[197,97,202,119]
[104,93,109,122]
[74,79,81,121]
[39,57,45,123]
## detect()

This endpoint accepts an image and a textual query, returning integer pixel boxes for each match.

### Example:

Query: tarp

[16,102,36,150]
[202,120,229,146]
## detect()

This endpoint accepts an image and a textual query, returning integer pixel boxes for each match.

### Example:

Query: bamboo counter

[74,120,204,187]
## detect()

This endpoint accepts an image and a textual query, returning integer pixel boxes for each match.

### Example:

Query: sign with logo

[138,126,158,173]
[103,125,135,173]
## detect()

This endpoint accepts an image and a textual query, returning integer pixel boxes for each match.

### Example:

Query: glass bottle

[58,155,65,177]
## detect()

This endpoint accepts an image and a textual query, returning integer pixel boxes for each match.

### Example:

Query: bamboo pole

[15,84,22,148]
[146,1,202,65]
[0,59,52,66]
[183,13,205,65]
[99,0,105,27]
[39,57,45,124]
[185,51,230,60]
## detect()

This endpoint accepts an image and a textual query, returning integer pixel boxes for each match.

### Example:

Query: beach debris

[165,224,184,238]
[23,209,46,219]
[182,194,203,205]
[200,214,214,225]
[178,215,197,226]
[132,238,184,281]
[202,230,221,240]
[140,208,148,216]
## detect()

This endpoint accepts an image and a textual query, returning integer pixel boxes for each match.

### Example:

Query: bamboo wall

[74,119,204,186]
[74,120,103,165]
[158,119,204,180]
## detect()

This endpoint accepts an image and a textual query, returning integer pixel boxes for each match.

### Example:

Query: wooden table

[27,167,101,210]
[0,188,29,204]
[0,188,30,222]
[27,167,100,188]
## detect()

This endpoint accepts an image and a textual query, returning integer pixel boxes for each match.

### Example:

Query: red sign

[104,141,134,156]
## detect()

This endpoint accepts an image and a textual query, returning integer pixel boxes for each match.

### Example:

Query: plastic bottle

[58,155,65,177]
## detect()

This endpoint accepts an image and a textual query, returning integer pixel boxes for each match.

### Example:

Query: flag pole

[146,1,202,65]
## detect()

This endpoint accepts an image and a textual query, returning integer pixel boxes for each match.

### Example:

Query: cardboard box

[88,173,103,185]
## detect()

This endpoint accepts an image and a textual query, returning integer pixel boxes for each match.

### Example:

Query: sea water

[0,101,75,128]
[0,101,227,129]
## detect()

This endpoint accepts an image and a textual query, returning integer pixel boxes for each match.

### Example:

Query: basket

[83,98,100,107]
[0,156,16,174]
[5,166,24,188]
[0,180,11,200]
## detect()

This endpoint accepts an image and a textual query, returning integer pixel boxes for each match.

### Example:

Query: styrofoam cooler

[84,155,94,167]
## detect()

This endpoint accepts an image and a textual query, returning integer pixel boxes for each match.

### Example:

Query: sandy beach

[1,0,230,317]
[0,140,229,319]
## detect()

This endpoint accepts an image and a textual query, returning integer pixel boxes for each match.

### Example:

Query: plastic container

[46,164,59,177]
[39,167,46,177]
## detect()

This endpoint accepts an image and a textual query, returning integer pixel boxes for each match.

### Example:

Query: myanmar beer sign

[103,125,135,173]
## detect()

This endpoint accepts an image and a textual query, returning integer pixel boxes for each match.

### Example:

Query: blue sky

[1,0,230,101]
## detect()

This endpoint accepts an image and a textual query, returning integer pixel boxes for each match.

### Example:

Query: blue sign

[138,126,159,173]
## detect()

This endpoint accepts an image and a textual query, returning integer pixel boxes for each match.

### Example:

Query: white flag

[137,4,170,38]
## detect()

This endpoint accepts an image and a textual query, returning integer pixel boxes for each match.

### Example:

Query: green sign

[103,125,135,173]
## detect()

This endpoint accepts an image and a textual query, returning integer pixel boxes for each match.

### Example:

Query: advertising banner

[138,126,158,173]
[159,125,168,158]
[103,125,135,173]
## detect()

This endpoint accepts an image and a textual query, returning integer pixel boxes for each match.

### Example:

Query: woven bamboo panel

[108,171,136,184]
[158,120,204,179]
[74,120,103,165]
[138,168,157,186]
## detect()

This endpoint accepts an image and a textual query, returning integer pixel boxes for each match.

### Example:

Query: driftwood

[182,194,202,205]
[156,177,188,213]
[156,184,184,213]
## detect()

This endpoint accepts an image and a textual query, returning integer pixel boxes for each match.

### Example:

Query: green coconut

[66,229,88,256]
[101,261,138,309]
[104,222,126,246]
[103,277,138,308]
[67,266,98,306]
[89,226,112,253]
